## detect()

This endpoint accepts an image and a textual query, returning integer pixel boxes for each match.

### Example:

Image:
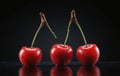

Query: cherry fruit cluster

[19,10,100,67]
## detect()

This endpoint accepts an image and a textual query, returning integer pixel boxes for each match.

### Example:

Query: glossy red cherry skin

[19,46,42,66]
[76,44,100,65]
[50,44,73,65]
[77,65,100,76]
[50,66,73,76]
[19,66,42,76]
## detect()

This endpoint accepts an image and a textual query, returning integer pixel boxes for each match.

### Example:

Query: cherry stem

[31,23,43,48]
[63,10,75,46]
[72,10,88,47]
[31,12,57,48]
[63,20,72,46]
[46,23,57,39]
[63,10,88,47]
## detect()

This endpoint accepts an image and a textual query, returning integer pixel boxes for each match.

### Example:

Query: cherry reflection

[19,66,42,76]
[50,66,73,76]
[77,65,100,76]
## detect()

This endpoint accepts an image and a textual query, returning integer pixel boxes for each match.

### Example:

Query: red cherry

[76,44,100,65]
[19,46,42,66]
[50,66,73,76]
[70,10,100,65]
[19,66,42,76]
[50,10,75,66]
[18,12,57,66]
[77,65,100,76]
[50,44,73,65]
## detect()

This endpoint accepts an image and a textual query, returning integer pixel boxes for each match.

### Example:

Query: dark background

[0,0,119,63]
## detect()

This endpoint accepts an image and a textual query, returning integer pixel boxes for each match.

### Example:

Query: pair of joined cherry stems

[19,10,100,67]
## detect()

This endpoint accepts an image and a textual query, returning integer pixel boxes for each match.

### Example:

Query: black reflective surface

[0,62,120,76]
